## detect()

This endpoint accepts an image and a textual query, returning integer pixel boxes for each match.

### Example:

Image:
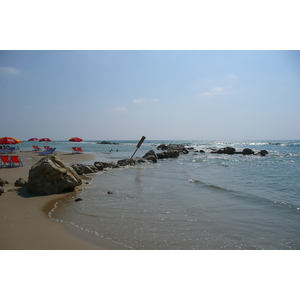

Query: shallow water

[21,140,299,249]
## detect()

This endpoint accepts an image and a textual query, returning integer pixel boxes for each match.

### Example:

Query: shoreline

[0,150,125,250]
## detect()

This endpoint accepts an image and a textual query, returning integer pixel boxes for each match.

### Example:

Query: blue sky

[1,50,299,141]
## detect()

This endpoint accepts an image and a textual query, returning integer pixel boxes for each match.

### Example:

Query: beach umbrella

[69,137,83,142]
[28,138,39,141]
[39,138,52,142]
[0,136,22,144]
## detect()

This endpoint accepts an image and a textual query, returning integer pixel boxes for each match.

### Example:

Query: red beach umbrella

[28,138,39,141]
[39,138,52,142]
[0,136,22,144]
[69,137,83,142]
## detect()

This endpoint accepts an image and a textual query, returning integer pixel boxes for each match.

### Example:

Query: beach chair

[72,147,78,154]
[0,155,12,167]
[44,146,51,150]
[77,147,83,153]
[10,155,23,167]
[38,148,56,155]
[32,145,42,151]
[0,147,16,154]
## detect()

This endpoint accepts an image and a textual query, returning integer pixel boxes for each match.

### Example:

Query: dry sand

[0,150,125,250]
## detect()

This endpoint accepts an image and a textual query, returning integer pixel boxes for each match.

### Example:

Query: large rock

[143,150,157,158]
[117,158,136,167]
[157,152,169,159]
[94,161,117,170]
[157,144,169,150]
[167,144,189,154]
[27,155,82,195]
[71,164,98,174]
[132,157,146,163]
[142,150,157,163]
[167,149,180,158]
[157,144,189,154]
[212,147,236,154]
[242,148,255,155]
[98,141,119,145]
[259,150,268,156]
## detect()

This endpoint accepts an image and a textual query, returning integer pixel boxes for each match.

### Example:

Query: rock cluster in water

[97,141,119,145]
[70,144,191,175]
[210,147,268,156]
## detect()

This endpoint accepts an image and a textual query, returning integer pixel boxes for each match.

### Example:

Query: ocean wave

[267,141,300,147]
[188,178,300,214]
[188,178,229,192]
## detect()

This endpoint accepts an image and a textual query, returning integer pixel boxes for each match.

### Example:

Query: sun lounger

[32,145,42,151]
[0,147,16,154]
[39,148,56,155]
[44,146,51,150]
[72,147,83,154]
[0,155,12,167]
[10,155,23,167]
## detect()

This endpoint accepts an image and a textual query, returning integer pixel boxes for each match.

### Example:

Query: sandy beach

[0,150,125,250]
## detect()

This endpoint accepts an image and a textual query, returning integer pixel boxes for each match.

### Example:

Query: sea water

[22,140,300,249]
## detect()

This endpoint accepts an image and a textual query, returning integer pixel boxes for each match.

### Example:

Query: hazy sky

[1,50,299,141]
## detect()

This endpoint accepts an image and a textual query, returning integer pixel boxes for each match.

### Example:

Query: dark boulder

[157,144,168,150]
[132,157,146,163]
[157,152,169,159]
[94,161,117,170]
[15,178,27,187]
[156,144,189,154]
[143,150,157,159]
[167,144,189,154]
[242,148,254,155]
[224,147,236,154]
[144,155,157,163]
[117,159,136,167]
[98,141,119,145]
[71,164,98,174]
[143,150,158,163]
[167,149,180,158]
[214,147,236,154]
[94,162,104,171]
[259,150,269,156]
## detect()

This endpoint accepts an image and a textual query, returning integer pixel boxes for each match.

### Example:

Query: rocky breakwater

[27,155,82,195]
[66,144,190,178]
[142,144,189,162]
[210,147,268,156]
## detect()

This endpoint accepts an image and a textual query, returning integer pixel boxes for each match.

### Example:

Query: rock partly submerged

[210,147,268,156]
[27,155,82,195]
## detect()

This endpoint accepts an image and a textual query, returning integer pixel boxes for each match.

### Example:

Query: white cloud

[133,98,146,104]
[211,87,224,94]
[200,87,225,97]
[109,107,129,114]
[152,98,160,102]
[0,66,21,76]
[227,74,238,80]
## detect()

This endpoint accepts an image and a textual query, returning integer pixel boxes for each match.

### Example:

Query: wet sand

[0,150,125,250]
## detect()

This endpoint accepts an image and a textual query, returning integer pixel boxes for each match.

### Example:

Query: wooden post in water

[131,136,146,159]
